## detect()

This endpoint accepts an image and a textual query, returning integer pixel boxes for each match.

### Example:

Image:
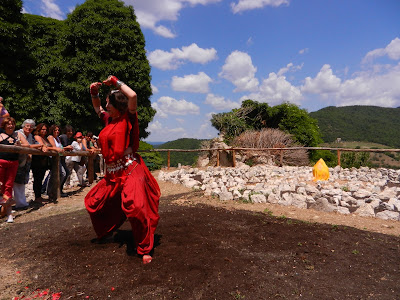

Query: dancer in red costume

[85,75,160,264]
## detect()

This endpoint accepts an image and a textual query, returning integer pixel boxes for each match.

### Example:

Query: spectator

[47,124,73,197]
[67,131,87,187]
[31,123,57,204]
[13,119,42,209]
[85,131,99,181]
[61,125,75,189]
[0,117,29,223]
[59,125,75,147]
[0,97,10,132]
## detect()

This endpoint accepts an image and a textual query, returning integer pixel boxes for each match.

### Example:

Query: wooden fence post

[88,155,94,184]
[167,150,170,170]
[47,155,60,201]
[337,150,341,167]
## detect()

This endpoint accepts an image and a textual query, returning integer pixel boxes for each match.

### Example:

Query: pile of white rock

[158,165,400,221]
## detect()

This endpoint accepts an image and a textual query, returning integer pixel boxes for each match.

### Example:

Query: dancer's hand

[90,82,102,96]
[103,75,124,88]
[103,75,118,86]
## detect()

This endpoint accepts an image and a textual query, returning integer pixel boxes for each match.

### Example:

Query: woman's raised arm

[103,75,137,114]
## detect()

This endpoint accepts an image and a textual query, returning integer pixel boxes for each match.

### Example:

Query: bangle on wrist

[91,94,99,98]
[116,80,125,89]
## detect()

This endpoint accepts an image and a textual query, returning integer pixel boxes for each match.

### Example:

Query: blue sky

[22,0,400,142]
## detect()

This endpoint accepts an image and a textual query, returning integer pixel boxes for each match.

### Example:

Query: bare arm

[48,135,63,152]
[90,82,105,117]
[17,132,29,147]
[103,75,137,114]
[34,135,56,152]
[122,84,137,114]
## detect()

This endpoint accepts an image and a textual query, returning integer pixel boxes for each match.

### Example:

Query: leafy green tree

[0,0,34,103]
[20,15,67,124]
[211,100,322,147]
[62,0,154,137]
[138,141,163,170]
[3,0,155,137]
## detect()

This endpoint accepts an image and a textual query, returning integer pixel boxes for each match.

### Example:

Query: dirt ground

[1,170,400,299]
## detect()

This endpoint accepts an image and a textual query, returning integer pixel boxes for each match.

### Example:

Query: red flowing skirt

[84,154,160,255]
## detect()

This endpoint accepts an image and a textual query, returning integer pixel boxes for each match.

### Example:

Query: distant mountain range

[309,106,400,148]
[146,141,165,146]
[146,106,400,159]
[153,138,207,167]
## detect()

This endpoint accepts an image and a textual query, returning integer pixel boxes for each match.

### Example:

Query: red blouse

[98,111,139,164]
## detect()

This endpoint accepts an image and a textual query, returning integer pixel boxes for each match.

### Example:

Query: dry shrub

[233,128,309,166]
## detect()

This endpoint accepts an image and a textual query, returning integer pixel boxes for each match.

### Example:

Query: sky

[22,0,400,142]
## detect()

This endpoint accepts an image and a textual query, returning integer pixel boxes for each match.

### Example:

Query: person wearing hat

[85,75,160,264]
[68,131,87,187]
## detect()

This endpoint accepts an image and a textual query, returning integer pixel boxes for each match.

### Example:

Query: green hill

[309,106,400,148]
[155,138,208,167]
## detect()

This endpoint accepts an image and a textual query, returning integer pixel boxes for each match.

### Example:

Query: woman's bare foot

[142,255,152,264]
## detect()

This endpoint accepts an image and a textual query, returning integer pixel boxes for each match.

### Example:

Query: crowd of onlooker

[0,96,103,223]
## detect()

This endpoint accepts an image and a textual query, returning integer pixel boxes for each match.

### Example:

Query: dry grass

[233,128,309,166]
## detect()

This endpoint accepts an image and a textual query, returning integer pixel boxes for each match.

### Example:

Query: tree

[138,141,163,170]
[211,100,322,147]
[2,0,155,138]
[61,0,154,137]
[0,0,34,102]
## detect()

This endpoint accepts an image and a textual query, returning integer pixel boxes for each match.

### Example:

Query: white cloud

[231,0,289,14]
[151,84,159,94]
[171,72,212,93]
[41,0,63,20]
[195,112,219,139]
[173,43,218,64]
[152,96,200,117]
[148,50,177,70]
[362,37,400,63]
[298,48,309,55]
[219,51,259,92]
[148,43,217,70]
[205,93,240,110]
[277,62,303,76]
[335,63,400,107]
[242,72,302,105]
[300,61,400,107]
[129,0,222,38]
[302,64,341,95]
[147,120,187,142]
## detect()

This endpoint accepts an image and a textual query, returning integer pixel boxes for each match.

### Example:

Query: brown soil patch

[1,172,400,299]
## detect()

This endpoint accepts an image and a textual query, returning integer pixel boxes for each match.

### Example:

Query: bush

[137,141,163,171]
[233,128,309,166]
[310,150,337,167]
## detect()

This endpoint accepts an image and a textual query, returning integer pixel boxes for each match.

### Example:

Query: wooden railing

[2,144,398,201]
[0,144,96,202]
[146,147,400,169]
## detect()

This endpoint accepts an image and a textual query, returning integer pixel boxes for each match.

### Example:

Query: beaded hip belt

[106,153,137,174]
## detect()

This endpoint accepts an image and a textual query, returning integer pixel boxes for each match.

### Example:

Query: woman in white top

[67,131,87,187]
[47,124,73,198]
